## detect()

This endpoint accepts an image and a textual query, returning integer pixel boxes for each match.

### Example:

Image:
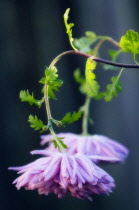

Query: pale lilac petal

[9,150,115,200]
[41,133,129,163]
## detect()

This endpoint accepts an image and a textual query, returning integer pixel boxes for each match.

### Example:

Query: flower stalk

[81,96,91,136]
[49,50,139,69]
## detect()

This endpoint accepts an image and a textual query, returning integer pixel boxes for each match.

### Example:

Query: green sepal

[51,137,68,149]
[28,115,48,133]
[85,58,100,97]
[19,90,43,107]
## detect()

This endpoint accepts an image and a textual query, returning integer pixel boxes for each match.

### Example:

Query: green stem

[44,84,52,119]
[106,37,120,48]
[81,96,91,136]
[44,67,66,152]
[93,37,120,56]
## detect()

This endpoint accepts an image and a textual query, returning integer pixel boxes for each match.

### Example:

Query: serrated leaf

[40,66,63,99]
[120,30,139,61]
[94,91,105,100]
[74,31,97,53]
[74,68,85,85]
[85,59,100,97]
[19,90,43,107]
[73,69,86,95]
[45,66,58,81]
[108,49,122,62]
[61,110,82,125]
[63,8,77,50]
[28,115,47,132]
[104,68,124,102]
[48,86,58,99]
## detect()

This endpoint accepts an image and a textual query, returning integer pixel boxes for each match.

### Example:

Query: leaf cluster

[74,31,97,53]
[40,66,63,99]
[74,64,124,102]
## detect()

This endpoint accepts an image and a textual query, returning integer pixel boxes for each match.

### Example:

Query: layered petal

[41,133,129,163]
[9,150,115,200]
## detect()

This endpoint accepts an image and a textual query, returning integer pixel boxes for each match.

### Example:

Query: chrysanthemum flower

[9,150,115,201]
[40,133,129,163]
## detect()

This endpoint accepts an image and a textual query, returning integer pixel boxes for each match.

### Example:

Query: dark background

[1,0,139,210]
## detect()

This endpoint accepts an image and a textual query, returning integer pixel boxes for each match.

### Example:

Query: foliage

[85,59,100,97]
[19,9,139,150]
[61,111,82,126]
[28,115,47,133]
[104,69,124,102]
[63,8,77,50]
[120,30,139,63]
[39,66,63,99]
[19,90,43,107]
[52,137,68,149]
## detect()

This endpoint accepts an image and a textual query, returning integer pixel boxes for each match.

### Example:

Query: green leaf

[102,64,118,71]
[120,30,139,61]
[108,49,122,62]
[73,68,86,95]
[19,90,43,107]
[39,66,63,99]
[85,59,100,97]
[74,68,85,84]
[94,91,105,100]
[104,68,124,102]
[28,115,47,132]
[63,8,77,50]
[61,110,82,125]
[45,66,58,82]
[47,86,58,99]
[52,137,68,149]
[74,31,97,53]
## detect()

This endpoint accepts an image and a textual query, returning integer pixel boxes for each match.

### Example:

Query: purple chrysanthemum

[41,133,129,163]
[9,150,115,201]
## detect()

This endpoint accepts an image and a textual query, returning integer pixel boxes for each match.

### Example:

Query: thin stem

[44,66,66,151]
[107,37,120,48]
[93,37,120,56]
[49,50,139,69]
[93,39,107,55]
[44,84,65,152]
[44,84,52,119]
[81,96,91,136]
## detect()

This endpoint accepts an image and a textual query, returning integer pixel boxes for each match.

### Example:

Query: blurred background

[1,0,139,209]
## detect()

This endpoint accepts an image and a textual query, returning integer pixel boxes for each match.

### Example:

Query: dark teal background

[1,0,139,209]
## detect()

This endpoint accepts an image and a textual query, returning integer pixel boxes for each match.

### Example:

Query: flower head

[9,150,115,201]
[41,133,129,163]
